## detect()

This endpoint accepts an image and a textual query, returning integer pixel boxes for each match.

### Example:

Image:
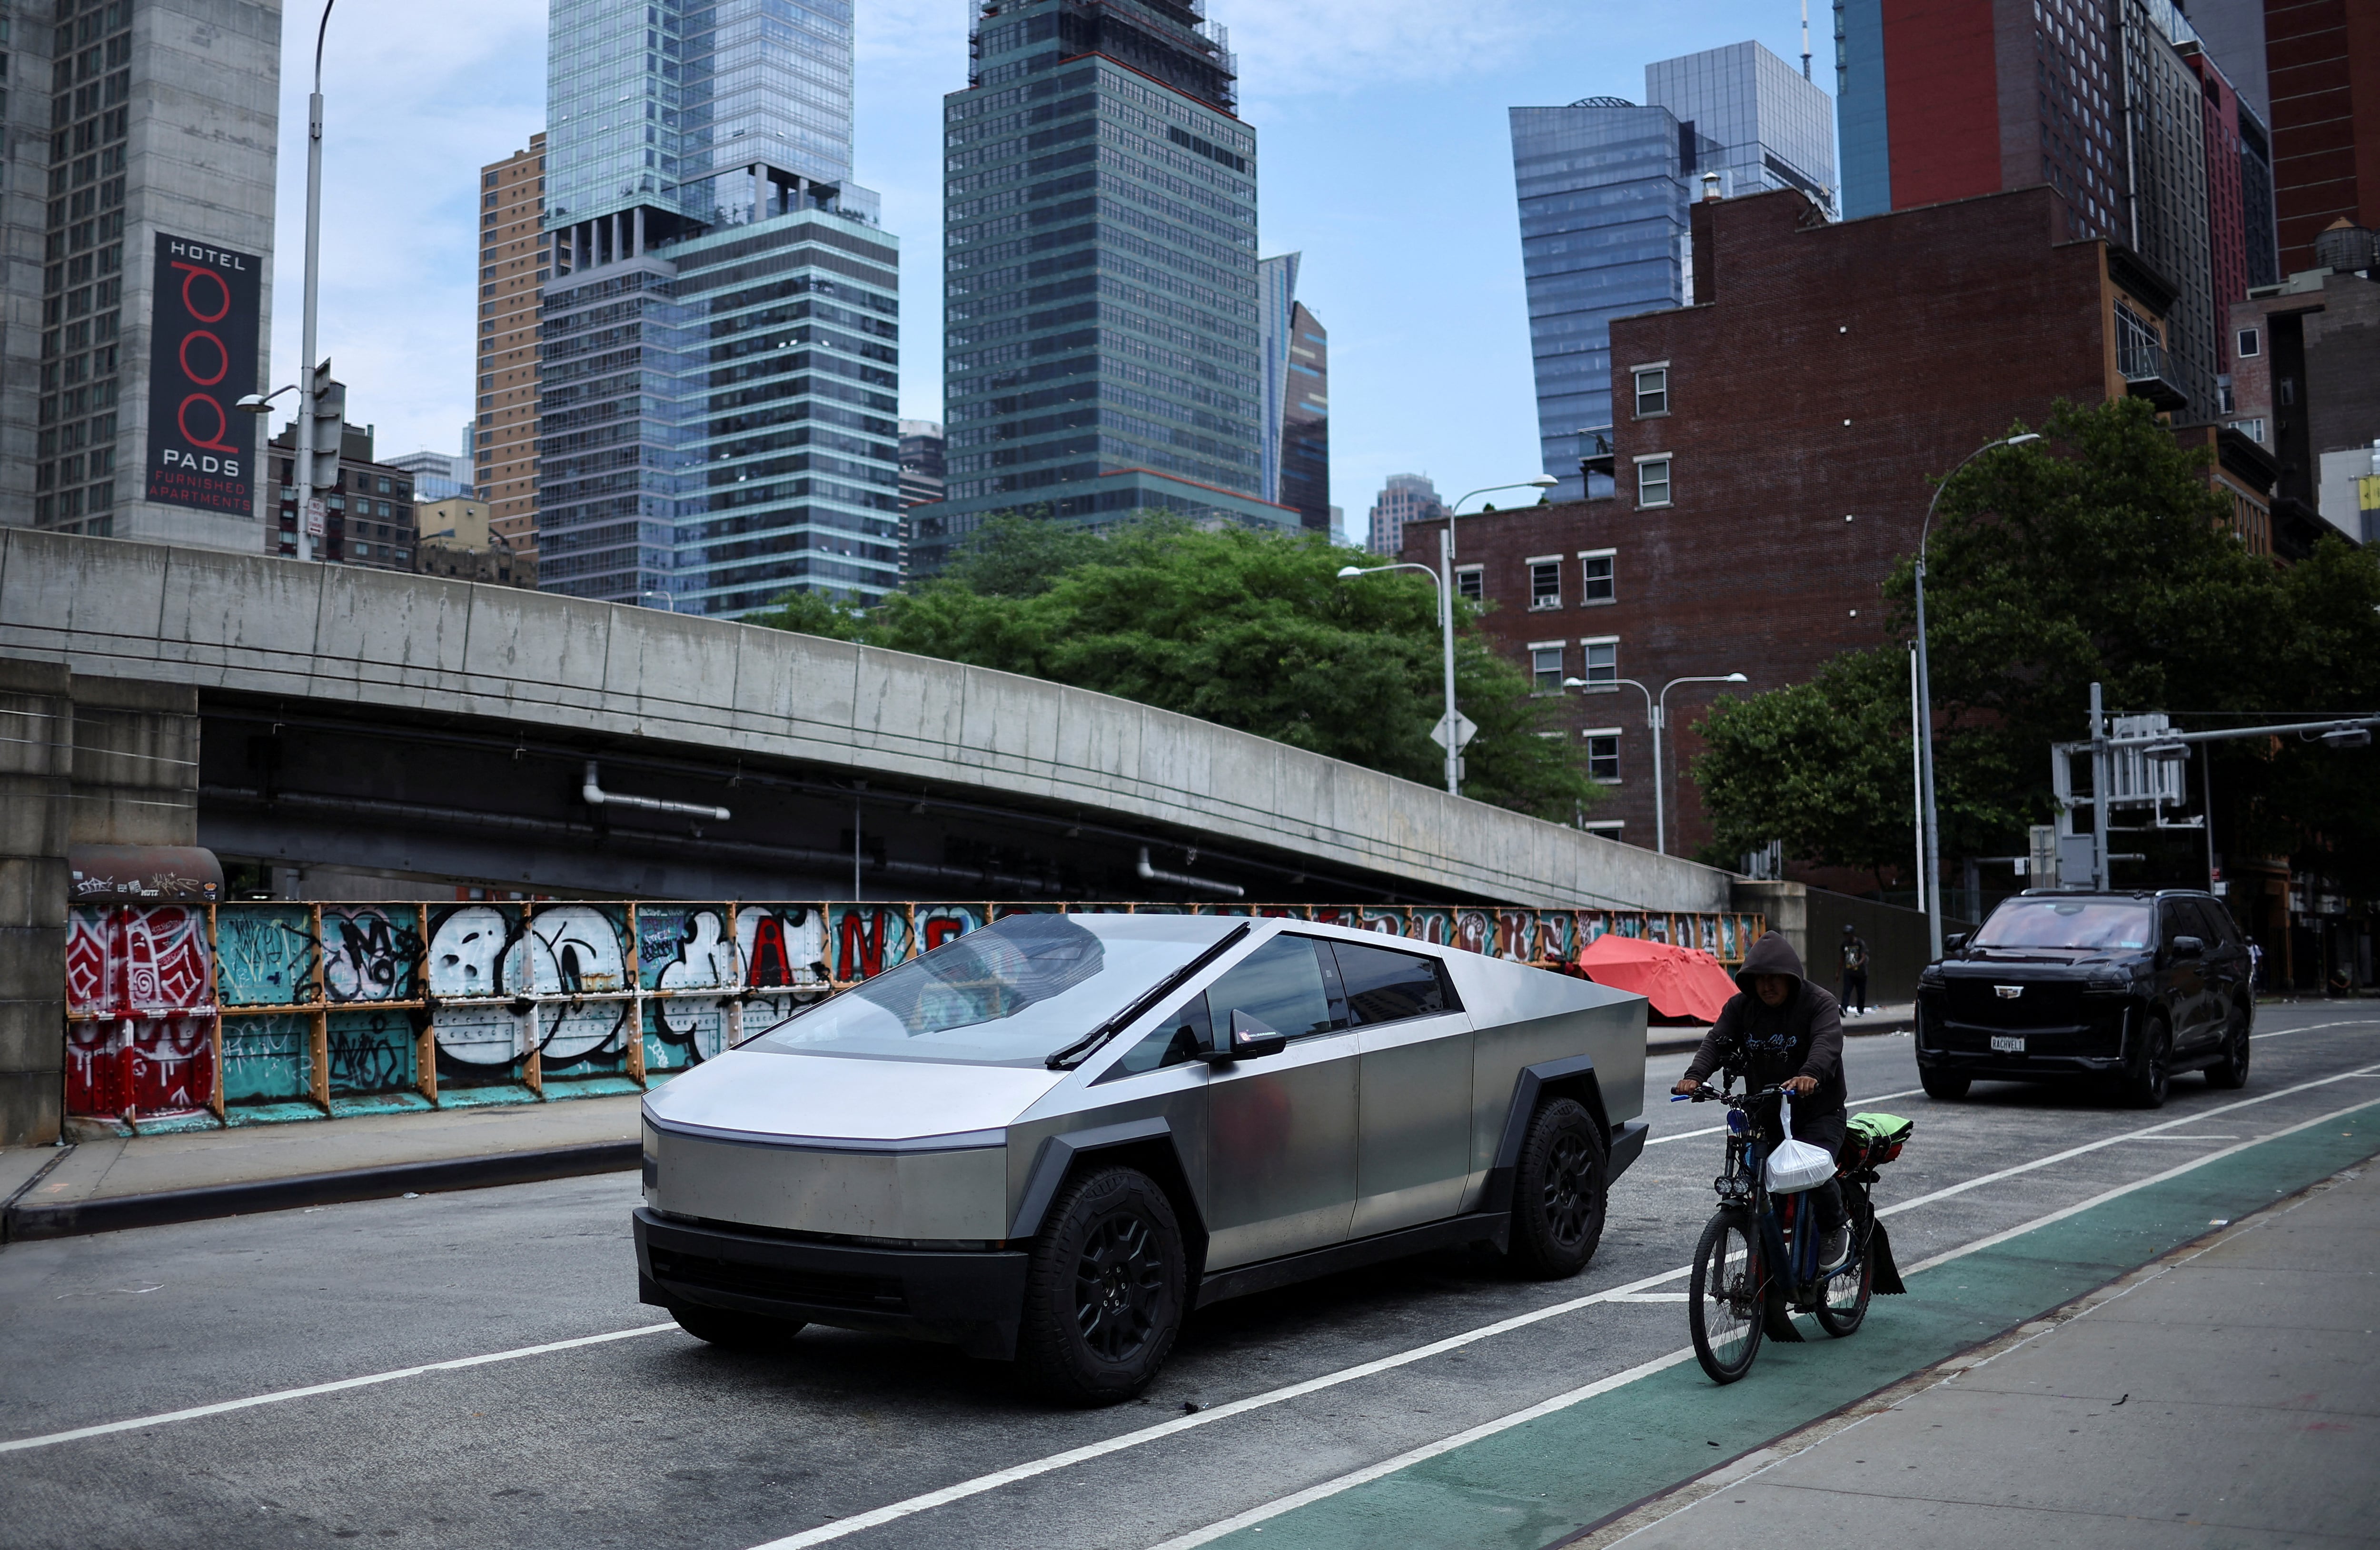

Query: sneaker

[1818,1225,1852,1276]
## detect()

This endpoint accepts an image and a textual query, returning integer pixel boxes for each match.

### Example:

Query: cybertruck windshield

[1970,899,2152,952]
[746,913,1235,1067]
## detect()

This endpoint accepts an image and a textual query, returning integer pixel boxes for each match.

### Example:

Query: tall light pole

[1567,672,1747,854]
[1915,431,2042,958]
[1339,558,1456,794]
[1444,477,1560,566]
[292,0,338,562]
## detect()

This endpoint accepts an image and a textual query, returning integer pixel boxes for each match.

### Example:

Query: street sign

[1429,710,1478,752]
[303,497,326,538]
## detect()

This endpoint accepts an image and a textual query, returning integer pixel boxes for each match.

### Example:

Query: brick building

[1406,185,2189,861]
[267,419,417,572]
[475,135,546,561]
[2226,249,2380,545]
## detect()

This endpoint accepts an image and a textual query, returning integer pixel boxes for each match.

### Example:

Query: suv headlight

[1918,967,1947,989]
[2085,970,2132,993]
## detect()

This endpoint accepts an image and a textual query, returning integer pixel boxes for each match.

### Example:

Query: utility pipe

[1136,846,1244,898]
[582,761,730,822]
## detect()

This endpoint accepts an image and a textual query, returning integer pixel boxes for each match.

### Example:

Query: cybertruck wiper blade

[1046,922,1252,1070]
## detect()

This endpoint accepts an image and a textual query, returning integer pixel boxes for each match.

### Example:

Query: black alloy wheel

[2126,1016,2172,1109]
[1016,1165,1186,1405]
[1688,1210,1763,1383]
[669,1304,805,1350]
[2205,1005,2252,1090]
[1507,1097,1608,1278]
[1815,1202,1873,1338]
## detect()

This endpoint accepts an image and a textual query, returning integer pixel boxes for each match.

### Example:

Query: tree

[1692,397,2380,891]
[751,517,1604,822]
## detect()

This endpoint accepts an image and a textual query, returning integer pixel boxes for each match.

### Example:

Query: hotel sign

[143,234,261,517]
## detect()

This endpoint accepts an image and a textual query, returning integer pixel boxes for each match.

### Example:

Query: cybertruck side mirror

[1199,1008,1286,1064]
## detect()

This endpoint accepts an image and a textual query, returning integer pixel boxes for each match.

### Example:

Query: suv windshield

[746,913,1233,1067]
[1971,899,2152,952]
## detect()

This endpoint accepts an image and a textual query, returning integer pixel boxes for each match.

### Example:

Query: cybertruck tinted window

[748,914,1229,1067]
[1971,899,2152,951]
[1330,940,1460,1025]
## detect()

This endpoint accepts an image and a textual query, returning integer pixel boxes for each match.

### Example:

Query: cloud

[1216,0,1538,100]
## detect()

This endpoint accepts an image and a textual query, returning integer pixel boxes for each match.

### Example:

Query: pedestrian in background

[1839,924,1870,1014]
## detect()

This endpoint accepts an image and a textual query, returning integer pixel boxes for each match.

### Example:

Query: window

[1529,643,1565,692]
[2217,380,2235,414]
[1584,820,1625,840]
[1579,549,1615,603]
[1636,455,1672,507]
[1584,729,1622,782]
[1455,564,1483,603]
[1202,934,1343,1040]
[1633,363,1669,417]
[1580,636,1617,685]
[2229,417,2266,444]
[1527,557,1561,610]
[1329,940,1458,1026]
[2236,326,2260,358]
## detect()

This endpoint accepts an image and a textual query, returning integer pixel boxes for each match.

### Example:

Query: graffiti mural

[62,898,1766,1128]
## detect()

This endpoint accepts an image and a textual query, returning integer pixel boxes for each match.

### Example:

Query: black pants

[1840,969,1869,1012]
[1779,1108,1845,1235]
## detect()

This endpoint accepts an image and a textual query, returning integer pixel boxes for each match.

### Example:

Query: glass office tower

[1512,42,1834,499]
[535,0,902,613]
[913,0,1296,575]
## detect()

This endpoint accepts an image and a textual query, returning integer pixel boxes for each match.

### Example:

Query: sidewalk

[0,1094,640,1242]
[1619,1161,2380,1547]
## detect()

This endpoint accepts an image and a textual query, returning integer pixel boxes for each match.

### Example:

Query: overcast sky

[270,0,1829,530]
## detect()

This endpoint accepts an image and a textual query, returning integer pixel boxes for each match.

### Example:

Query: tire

[1505,1097,1609,1279]
[2125,1015,2172,1109]
[1014,1165,1187,1406]
[1815,1200,1873,1338]
[1919,1067,1970,1102]
[1688,1210,1763,1384]
[2205,1004,2251,1090]
[669,1304,805,1350]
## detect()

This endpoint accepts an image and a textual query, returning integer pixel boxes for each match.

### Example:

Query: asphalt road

[3,1004,2374,1550]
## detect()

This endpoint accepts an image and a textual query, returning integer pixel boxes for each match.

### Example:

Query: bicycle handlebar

[1668,1082,1788,1106]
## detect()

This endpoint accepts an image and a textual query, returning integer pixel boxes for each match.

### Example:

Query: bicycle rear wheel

[1816,1196,1875,1337]
[1689,1210,1763,1383]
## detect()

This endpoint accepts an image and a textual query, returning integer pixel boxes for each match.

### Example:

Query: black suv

[1915,890,2255,1108]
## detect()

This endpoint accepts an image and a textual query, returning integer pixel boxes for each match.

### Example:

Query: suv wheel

[670,1304,805,1350]
[2124,1015,2172,1109]
[2205,1004,2251,1090]
[1506,1097,1608,1278]
[1919,1068,1969,1101]
[1015,1165,1186,1405]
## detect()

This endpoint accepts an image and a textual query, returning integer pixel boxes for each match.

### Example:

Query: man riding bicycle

[1672,932,1851,1274]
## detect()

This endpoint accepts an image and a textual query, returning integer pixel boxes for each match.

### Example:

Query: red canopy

[1576,934,1740,1024]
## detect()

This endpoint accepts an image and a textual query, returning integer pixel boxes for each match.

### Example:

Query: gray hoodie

[1680,931,1847,1121]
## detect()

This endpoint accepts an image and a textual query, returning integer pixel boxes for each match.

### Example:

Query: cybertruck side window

[1326,940,1463,1027]
[1102,994,1212,1081]
[1204,935,1344,1040]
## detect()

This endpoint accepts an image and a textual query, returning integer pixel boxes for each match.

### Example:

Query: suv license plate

[1991,1035,2026,1053]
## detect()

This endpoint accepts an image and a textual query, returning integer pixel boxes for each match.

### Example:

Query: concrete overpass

[0,529,1735,912]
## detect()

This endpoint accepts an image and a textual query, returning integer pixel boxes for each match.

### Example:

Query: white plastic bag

[1765,1095,1836,1195]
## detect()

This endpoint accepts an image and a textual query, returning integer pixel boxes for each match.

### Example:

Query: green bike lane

[1164,1096,2380,1550]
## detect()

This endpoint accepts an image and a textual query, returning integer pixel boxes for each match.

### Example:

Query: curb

[0,1139,641,1244]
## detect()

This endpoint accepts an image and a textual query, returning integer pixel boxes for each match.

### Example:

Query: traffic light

[305,358,345,495]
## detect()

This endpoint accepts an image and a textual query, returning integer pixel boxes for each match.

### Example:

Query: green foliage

[754,516,1602,822]
[739,587,871,641]
[1692,396,2380,892]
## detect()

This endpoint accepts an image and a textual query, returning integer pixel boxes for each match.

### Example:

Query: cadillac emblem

[1994,985,2025,999]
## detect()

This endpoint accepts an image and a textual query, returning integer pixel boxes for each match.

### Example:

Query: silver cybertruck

[635,912,1649,1402]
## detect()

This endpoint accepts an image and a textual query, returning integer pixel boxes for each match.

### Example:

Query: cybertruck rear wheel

[1506,1097,1608,1279]
[1016,1165,1187,1406]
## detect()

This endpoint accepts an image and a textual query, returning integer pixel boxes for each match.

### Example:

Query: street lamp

[284,0,341,563]
[1915,431,2043,958]
[1339,559,1460,795]
[1445,477,1561,564]
[1565,671,1747,854]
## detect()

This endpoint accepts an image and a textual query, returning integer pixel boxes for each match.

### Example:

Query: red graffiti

[922,916,967,951]
[745,914,794,987]
[65,907,215,1121]
[836,908,889,981]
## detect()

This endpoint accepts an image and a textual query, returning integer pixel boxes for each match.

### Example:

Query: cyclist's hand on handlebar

[1672,1076,1704,1096]
[1785,1075,1818,1096]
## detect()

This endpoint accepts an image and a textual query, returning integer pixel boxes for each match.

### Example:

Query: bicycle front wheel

[1689,1209,1763,1383]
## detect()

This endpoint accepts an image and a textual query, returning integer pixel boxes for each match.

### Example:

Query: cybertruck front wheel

[1016,1165,1187,1406]
[1506,1097,1609,1279]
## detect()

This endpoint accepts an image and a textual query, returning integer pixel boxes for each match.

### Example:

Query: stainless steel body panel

[645,1045,1064,1141]
[1008,1066,1210,1239]
[1351,1012,1474,1236]
[643,1120,1010,1240]
[1203,1027,1360,1268]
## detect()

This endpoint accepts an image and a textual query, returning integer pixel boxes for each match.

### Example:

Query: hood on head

[1734,930,1807,996]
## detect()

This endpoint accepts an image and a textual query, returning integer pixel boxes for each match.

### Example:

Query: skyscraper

[1257,251,1297,504]
[1833,0,2276,420]
[2,0,278,549]
[912,0,1297,576]
[1367,472,1442,557]
[476,134,546,561]
[1279,300,1329,533]
[1511,43,1832,499]
[534,0,902,613]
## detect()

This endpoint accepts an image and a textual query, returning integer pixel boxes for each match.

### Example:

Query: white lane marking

[2253,1016,2379,1040]
[745,1063,2380,1550]
[1874,1063,2379,1222]
[2122,1134,2240,1141]
[1604,1292,1693,1302]
[1646,1088,1927,1147]
[0,1323,677,1456]
[1147,1089,2380,1550]
[1143,1349,1702,1550]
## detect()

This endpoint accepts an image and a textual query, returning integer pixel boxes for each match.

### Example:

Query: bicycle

[1674,1081,1908,1383]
